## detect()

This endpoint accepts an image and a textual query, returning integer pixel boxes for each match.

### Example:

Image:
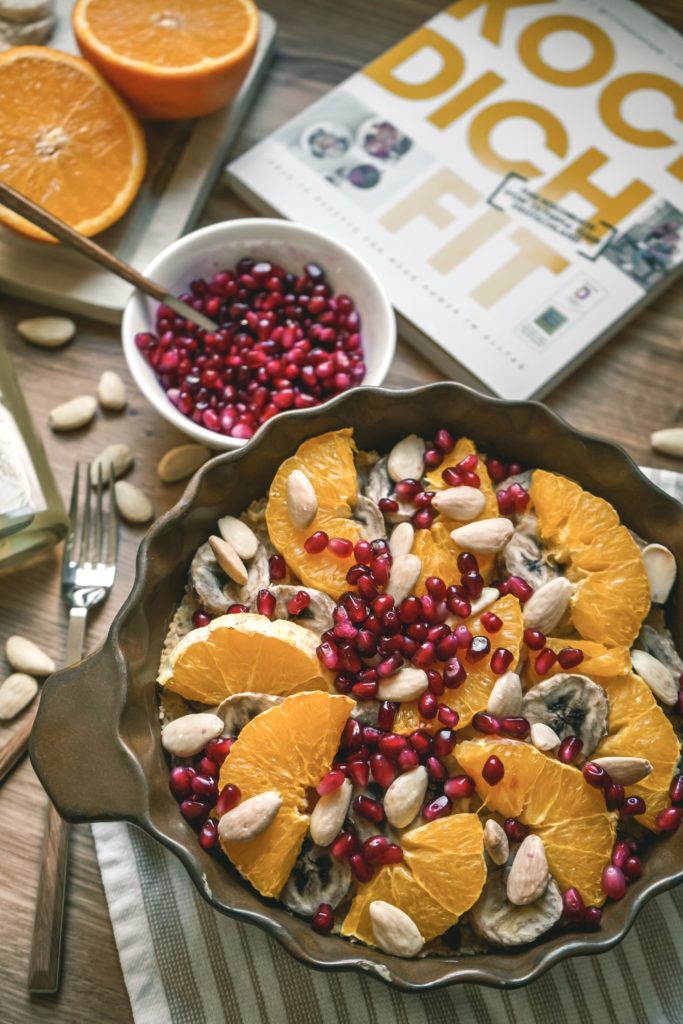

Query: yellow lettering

[518,15,614,86]
[599,73,683,146]
[470,227,569,308]
[468,100,568,178]
[380,168,481,233]
[364,27,464,100]
[429,209,510,274]
[446,0,552,46]
[428,71,505,130]
[539,147,652,237]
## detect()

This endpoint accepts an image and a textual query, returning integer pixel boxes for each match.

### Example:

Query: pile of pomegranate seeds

[135,258,365,440]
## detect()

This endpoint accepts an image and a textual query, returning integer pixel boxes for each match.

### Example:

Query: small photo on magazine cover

[274,89,434,211]
[603,201,683,291]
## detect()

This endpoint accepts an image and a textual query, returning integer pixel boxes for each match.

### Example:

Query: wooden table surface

[1,1,682,1021]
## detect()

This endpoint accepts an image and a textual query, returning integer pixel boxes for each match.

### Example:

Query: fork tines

[65,462,118,568]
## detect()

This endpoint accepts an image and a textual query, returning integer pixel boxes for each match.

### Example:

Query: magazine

[227,0,683,399]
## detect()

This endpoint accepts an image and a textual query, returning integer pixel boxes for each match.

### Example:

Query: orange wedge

[393,594,523,735]
[218,691,353,898]
[73,0,259,119]
[159,612,331,704]
[414,437,500,593]
[342,814,485,944]
[457,738,616,905]
[0,47,145,242]
[266,429,361,601]
[592,672,680,831]
[525,638,631,686]
[529,471,650,647]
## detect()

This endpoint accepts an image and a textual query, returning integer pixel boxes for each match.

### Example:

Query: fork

[27,461,119,995]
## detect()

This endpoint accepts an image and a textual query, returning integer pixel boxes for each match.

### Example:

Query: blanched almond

[384,766,428,828]
[217,516,259,560]
[209,534,248,585]
[487,671,522,718]
[5,635,54,676]
[468,587,500,617]
[49,395,97,432]
[522,577,572,633]
[309,779,352,846]
[0,673,39,720]
[530,722,561,752]
[650,428,683,458]
[114,480,153,524]
[369,901,424,957]
[631,649,678,706]
[157,444,210,483]
[218,790,282,842]
[376,666,428,702]
[286,470,317,529]
[18,316,75,348]
[449,518,514,553]
[385,553,421,604]
[484,819,509,866]
[387,435,425,483]
[591,756,652,785]
[389,521,414,559]
[98,370,127,411]
[161,712,224,756]
[506,835,549,906]
[432,487,486,520]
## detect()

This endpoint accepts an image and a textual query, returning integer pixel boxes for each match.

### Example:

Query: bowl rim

[31,381,683,991]
[120,217,397,451]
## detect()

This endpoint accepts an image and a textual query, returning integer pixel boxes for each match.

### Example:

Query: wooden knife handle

[0,704,37,784]
[27,802,70,994]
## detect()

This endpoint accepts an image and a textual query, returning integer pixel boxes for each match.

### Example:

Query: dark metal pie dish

[30,383,683,991]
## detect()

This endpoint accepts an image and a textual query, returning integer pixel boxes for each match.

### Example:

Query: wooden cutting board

[0,2,276,322]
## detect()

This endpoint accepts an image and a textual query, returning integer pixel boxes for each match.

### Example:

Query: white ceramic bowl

[121,218,396,450]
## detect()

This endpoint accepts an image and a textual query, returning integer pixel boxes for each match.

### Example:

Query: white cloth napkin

[92,465,683,1024]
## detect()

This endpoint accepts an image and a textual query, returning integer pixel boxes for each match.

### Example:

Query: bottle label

[0,401,47,519]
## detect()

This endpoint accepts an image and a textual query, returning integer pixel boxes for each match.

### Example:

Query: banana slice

[0,11,53,48]
[502,513,562,590]
[281,840,352,916]
[521,673,609,759]
[470,867,562,946]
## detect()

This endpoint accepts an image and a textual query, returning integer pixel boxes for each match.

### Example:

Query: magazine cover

[227,0,683,399]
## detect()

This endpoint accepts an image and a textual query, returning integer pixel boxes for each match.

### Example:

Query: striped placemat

[91,466,683,1024]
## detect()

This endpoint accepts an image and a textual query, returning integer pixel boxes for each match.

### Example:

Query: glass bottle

[0,339,69,571]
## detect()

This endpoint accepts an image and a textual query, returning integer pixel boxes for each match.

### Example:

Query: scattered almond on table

[114,480,153,524]
[650,427,683,458]
[0,672,38,720]
[5,635,55,676]
[98,370,127,411]
[16,316,75,348]
[48,394,97,432]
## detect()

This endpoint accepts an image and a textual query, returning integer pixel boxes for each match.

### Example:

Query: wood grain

[27,803,70,994]
[1,2,682,1021]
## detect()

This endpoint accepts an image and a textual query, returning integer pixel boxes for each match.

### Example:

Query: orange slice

[73,0,259,119]
[457,738,616,905]
[592,672,680,831]
[0,47,146,242]
[393,594,523,735]
[159,612,331,703]
[266,429,361,600]
[525,638,631,686]
[342,814,485,944]
[414,437,500,593]
[218,691,353,898]
[529,471,650,647]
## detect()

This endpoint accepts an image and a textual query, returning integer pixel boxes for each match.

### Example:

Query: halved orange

[218,691,353,898]
[524,638,631,687]
[158,612,331,704]
[73,0,259,119]
[266,429,361,600]
[592,672,680,832]
[393,594,523,735]
[529,471,650,647]
[457,738,616,905]
[0,47,146,242]
[342,814,485,944]
[414,437,500,593]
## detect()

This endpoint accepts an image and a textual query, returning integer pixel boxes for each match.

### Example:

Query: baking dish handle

[29,645,146,823]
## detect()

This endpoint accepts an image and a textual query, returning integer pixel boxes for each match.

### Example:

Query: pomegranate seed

[437,705,459,728]
[317,769,346,796]
[354,539,373,563]
[432,729,456,757]
[453,625,473,648]
[558,647,584,669]
[312,903,334,933]
[422,795,452,821]
[426,756,447,782]
[398,748,420,771]
[426,576,447,600]
[191,773,218,801]
[472,712,501,734]
[352,680,378,700]
[602,865,626,900]
[482,756,504,785]
[612,839,630,868]
[508,483,530,511]
[377,653,403,677]
[507,575,534,602]
[442,467,462,486]
[216,783,241,816]
[350,853,374,882]
[670,775,683,804]
[485,458,507,483]
[444,775,475,799]
[480,611,502,633]
[169,766,195,801]
[256,588,276,617]
[199,756,219,777]
[462,571,484,599]
[412,641,436,668]
[399,596,422,623]
[623,855,642,880]
[269,554,286,580]
[523,628,546,650]
[655,806,683,831]
[457,552,479,574]
[435,428,455,453]
[423,447,443,469]
[562,887,585,923]
[305,531,329,554]
[330,830,358,859]
[501,716,530,739]
[497,489,514,515]
[362,835,390,865]
[466,635,490,663]
[557,735,583,764]
[620,795,647,816]
[490,648,514,675]
[395,478,421,500]
[583,906,602,930]
[378,734,409,760]
[329,537,353,558]
[376,701,397,732]
[534,647,558,675]
[180,799,211,825]
[287,590,311,615]
[341,718,363,751]
[409,730,432,757]
[205,738,233,765]
[192,609,212,628]
[582,762,612,789]
[457,453,478,473]
[378,497,398,514]
[380,843,404,865]
[373,593,394,617]
[447,596,472,619]
[347,759,370,787]
[353,794,384,823]
[503,818,529,842]
[414,490,434,509]
[428,668,445,694]
[507,462,524,476]
[606,782,625,810]
[316,641,339,670]
[227,603,248,614]
[418,691,438,719]
[198,819,218,849]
